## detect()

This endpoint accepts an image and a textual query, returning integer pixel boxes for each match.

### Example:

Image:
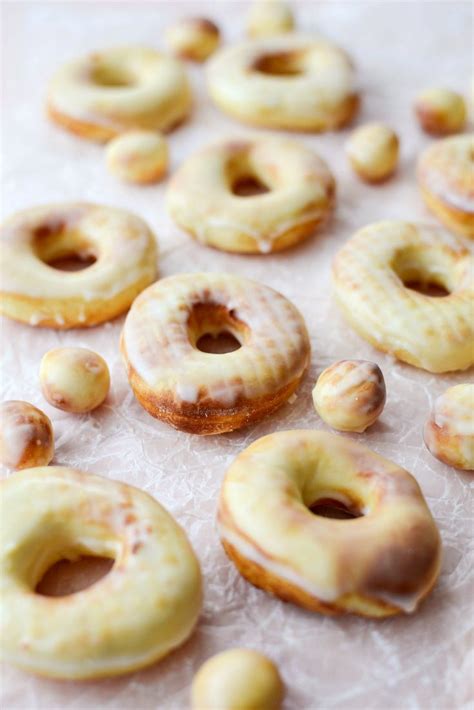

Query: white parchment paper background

[1,1,473,708]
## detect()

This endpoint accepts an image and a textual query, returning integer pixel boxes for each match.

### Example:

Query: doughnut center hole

[392,247,453,297]
[33,221,97,272]
[46,253,97,272]
[188,303,247,353]
[90,63,134,88]
[402,280,450,297]
[36,556,114,597]
[252,51,304,76]
[310,498,362,520]
[196,332,241,354]
[232,175,270,197]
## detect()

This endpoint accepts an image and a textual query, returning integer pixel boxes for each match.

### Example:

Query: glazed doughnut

[40,347,110,413]
[165,18,220,62]
[106,130,169,184]
[0,401,54,470]
[346,122,399,183]
[415,89,466,136]
[312,360,386,433]
[332,221,474,373]
[246,0,294,38]
[167,137,335,254]
[0,202,157,328]
[191,649,284,710]
[424,384,474,471]
[1,466,202,679]
[207,35,358,132]
[121,273,310,434]
[218,430,441,617]
[48,47,192,142]
[417,134,474,238]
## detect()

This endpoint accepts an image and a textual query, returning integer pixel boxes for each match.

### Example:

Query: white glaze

[0,203,157,326]
[122,273,310,409]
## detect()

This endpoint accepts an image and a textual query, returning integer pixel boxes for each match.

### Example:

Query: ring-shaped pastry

[167,137,335,253]
[206,35,358,131]
[121,273,311,434]
[218,430,441,618]
[48,47,192,142]
[332,221,474,373]
[417,134,474,238]
[0,466,202,679]
[0,202,157,328]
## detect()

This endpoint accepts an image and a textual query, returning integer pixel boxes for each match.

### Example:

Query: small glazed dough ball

[247,0,294,37]
[313,360,386,433]
[165,17,220,62]
[415,88,466,136]
[40,347,110,414]
[0,401,54,470]
[106,130,168,184]
[423,384,473,471]
[346,122,399,183]
[191,648,284,710]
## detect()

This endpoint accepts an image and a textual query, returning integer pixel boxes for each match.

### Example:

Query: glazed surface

[48,47,192,141]
[417,134,474,238]
[207,34,358,131]
[1,466,202,678]
[332,221,474,372]
[219,430,441,617]
[0,202,157,328]
[121,272,311,433]
[167,136,335,253]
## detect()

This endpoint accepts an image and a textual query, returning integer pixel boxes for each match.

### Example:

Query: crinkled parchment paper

[1,1,473,708]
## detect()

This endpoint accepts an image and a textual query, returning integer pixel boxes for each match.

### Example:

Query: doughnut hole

[247,0,294,38]
[89,56,136,88]
[415,88,467,136]
[225,147,275,197]
[252,50,305,76]
[106,130,169,184]
[0,401,54,470]
[191,649,284,710]
[36,556,115,597]
[40,347,110,414]
[346,122,399,183]
[33,219,98,272]
[391,245,455,297]
[165,17,220,62]
[187,303,248,354]
[423,384,474,471]
[312,360,386,433]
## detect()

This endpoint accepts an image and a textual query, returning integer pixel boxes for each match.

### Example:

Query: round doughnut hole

[188,303,247,354]
[33,221,97,272]
[36,555,115,597]
[90,62,134,88]
[46,253,97,272]
[310,498,362,520]
[391,247,452,297]
[232,174,270,197]
[252,50,304,76]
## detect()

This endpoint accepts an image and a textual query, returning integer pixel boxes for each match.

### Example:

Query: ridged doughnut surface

[48,47,192,142]
[219,430,441,617]
[167,137,335,253]
[417,134,474,238]
[121,273,310,434]
[207,34,358,132]
[332,221,474,372]
[0,466,202,679]
[424,384,474,471]
[0,202,157,328]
